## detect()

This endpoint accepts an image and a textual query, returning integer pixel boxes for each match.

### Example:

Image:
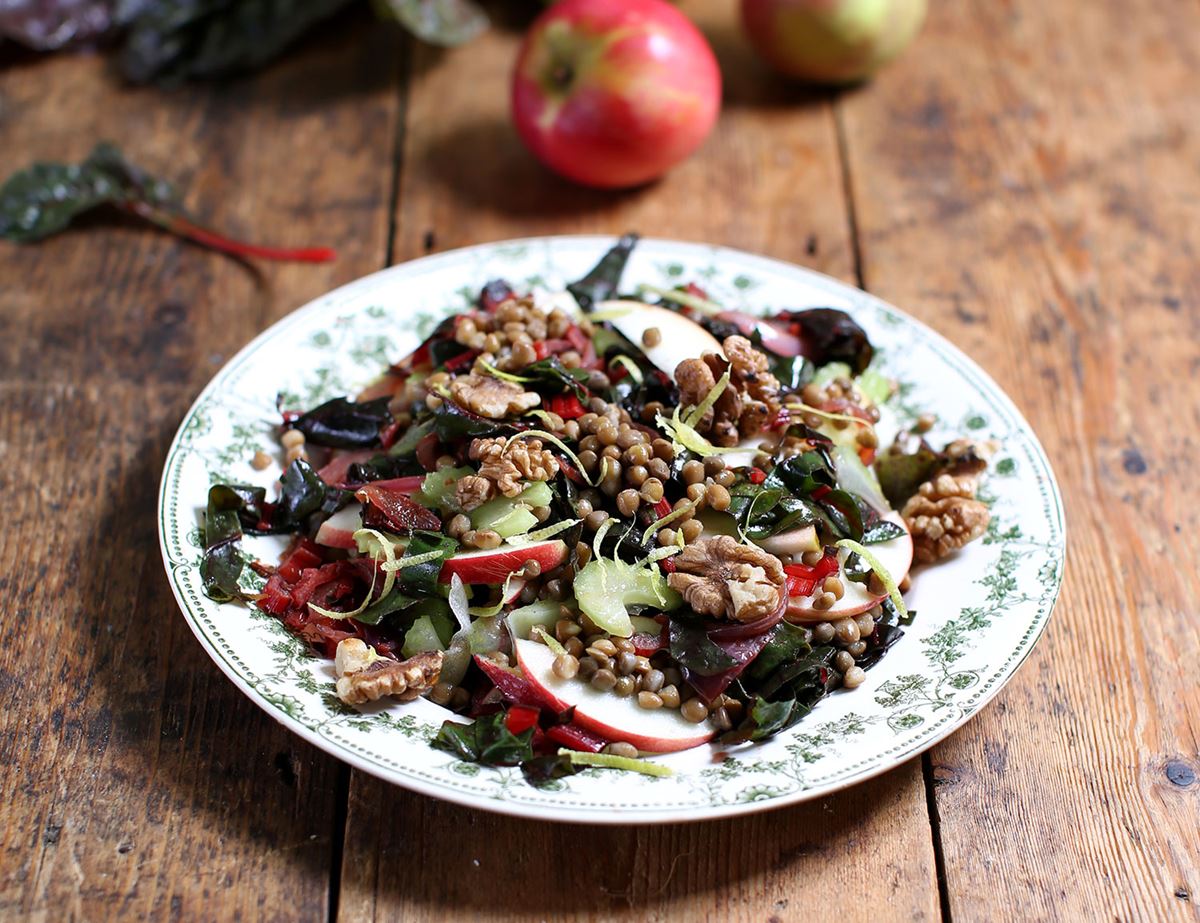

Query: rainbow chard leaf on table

[0,142,336,262]
[0,0,489,80]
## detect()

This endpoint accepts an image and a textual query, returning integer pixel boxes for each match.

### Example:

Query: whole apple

[741,0,927,84]
[511,0,721,189]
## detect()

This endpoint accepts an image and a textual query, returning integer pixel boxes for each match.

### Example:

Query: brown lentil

[657,529,678,547]
[590,668,617,691]
[584,510,610,531]
[532,505,552,523]
[449,687,471,710]
[428,682,454,706]
[812,592,836,611]
[614,675,637,697]
[686,481,708,503]
[633,655,652,674]
[640,477,665,503]
[625,443,651,467]
[617,489,641,517]
[801,549,824,567]
[681,699,709,723]
[519,584,538,604]
[681,519,704,543]
[552,654,580,679]
[868,571,888,596]
[626,465,649,487]
[834,618,860,644]
[637,691,664,710]
[709,706,732,731]
[651,438,675,461]
[604,741,639,759]
[641,669,665,693]
[812,622,835,644]
[447,514,472,539]
[642,326,662,348]
[648,458,672,481]
[472,529,502,550]
[823,576,845,600]
[658,685,681,709]
[682,460,706,484]
[914,413,937,433]
[707,483,731,511]
[662,667,682,687]
[834,650,855,673]
[590,638,618,657]
[854,612,875,636]
[281,429,305,450]
[847,640,868,657]
[713,468,737,488]
[842,666,867,689]
[616,651,638,675]
[251,450,272,470]
[578,658,598,679]
[554,619,581,642]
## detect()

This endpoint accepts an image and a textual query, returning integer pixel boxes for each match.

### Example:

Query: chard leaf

[774,308,874,374]
[568,233,639,312]
[399,531,457,595]
[432,711,534,767]
[0,141,176,243]
[875,445,940,508]
[668,617,737,677]
[274,459,327,530]
[353,585,420,627]
[862,519,906,544]
[515,357,590,399]
[432,400,513,441]
[292,396,393,449]
[199,483,264,601]
[520,753,578,785]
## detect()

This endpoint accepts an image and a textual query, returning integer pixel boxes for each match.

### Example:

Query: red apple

[515,639,713,752]
[741,0,927,84]
[511,0,721,189]
[315,505,364,550]
[438,540,568,584]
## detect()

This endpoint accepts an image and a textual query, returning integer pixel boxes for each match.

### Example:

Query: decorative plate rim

[157,235,1065,824]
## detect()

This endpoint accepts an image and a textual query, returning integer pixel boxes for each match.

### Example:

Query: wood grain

[339,3,938,921]
[0,17,402,921]
[839,0,1200,918]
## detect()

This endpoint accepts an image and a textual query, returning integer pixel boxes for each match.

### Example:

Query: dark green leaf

[399,531,458,595]
[0,141,176,243]
[274,459,327,530]
[774,308,874,374]
[373,0,487,46]
[353,585,420,626]
[431,399,512,441]
[118,0,353,84]
[520,753,579,785]
[292,396,393,448]
[568,233,639,312]
[862,519,906,544]
[874,445,940,508]
[668,617,738,677]
[432,711,534,767]
[199,482,266,601]
[515,357,590,400]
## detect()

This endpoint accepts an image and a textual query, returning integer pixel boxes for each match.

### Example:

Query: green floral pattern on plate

[157,237,1064,824]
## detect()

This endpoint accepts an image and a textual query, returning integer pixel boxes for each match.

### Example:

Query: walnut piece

[334,639,444,705]
[449,373,540,419]
[902,473,990,564]
[455,474,494,511]
[667,536,786,622]
[470,436,561,498]
[672,337,782,447]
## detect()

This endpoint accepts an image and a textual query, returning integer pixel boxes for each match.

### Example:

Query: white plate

[158,236,1065,824]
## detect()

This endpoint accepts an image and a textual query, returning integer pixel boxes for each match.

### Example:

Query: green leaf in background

[0,141,176,243]
[373,0,487,47]
[116,0,354,84]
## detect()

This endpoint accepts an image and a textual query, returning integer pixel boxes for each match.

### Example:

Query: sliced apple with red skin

[514,638,713,753]
[438,540,567,585]
[314,505,364,550]
[600,300,722,377]
[785,513,913,623]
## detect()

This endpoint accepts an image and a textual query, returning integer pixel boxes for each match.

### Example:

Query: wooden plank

[0,17,402,920]
[340,3,939,920]
[839,0,1200,918]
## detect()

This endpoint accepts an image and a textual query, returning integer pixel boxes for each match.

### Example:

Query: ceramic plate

[158,236,1064,824]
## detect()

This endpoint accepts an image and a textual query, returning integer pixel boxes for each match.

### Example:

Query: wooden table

[2,1,1197,919]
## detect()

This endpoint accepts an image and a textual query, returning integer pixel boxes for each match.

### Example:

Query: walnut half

[901,473,990,564]
[470,436,561,498]
[448,373,540,419]
[667,536,786,623]
[334,639,443,705]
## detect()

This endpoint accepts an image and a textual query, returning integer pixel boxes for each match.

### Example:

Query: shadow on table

[345,761,918,917]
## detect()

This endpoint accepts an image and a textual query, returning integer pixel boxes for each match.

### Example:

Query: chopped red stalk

[767,407,791,431]
[415,433,441,471]
[504,705,541,735]
[532,340,550,361]
[357,483,441,532]
[748,467,767,485]
[564,324,589,354]
[684,282,709,300]
[659,556,677,574]
[810,484,831,501]
[278,540,324,582]
[547,394,586,419]
[652,497,673,519]
[125,202,335,263]
[545,723,607,753]
[859,446,877,466]
[258,575,294,614]
[631,628,667,656]
[443,348,480,373]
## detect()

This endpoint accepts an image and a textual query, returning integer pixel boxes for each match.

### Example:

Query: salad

[200,235,994,783]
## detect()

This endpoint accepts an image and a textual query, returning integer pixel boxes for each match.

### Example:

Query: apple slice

[514,639,713,753]
[786,513,913,623]
[315,505,363,550]
[600,300,722,377]
[438,539,567,584]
